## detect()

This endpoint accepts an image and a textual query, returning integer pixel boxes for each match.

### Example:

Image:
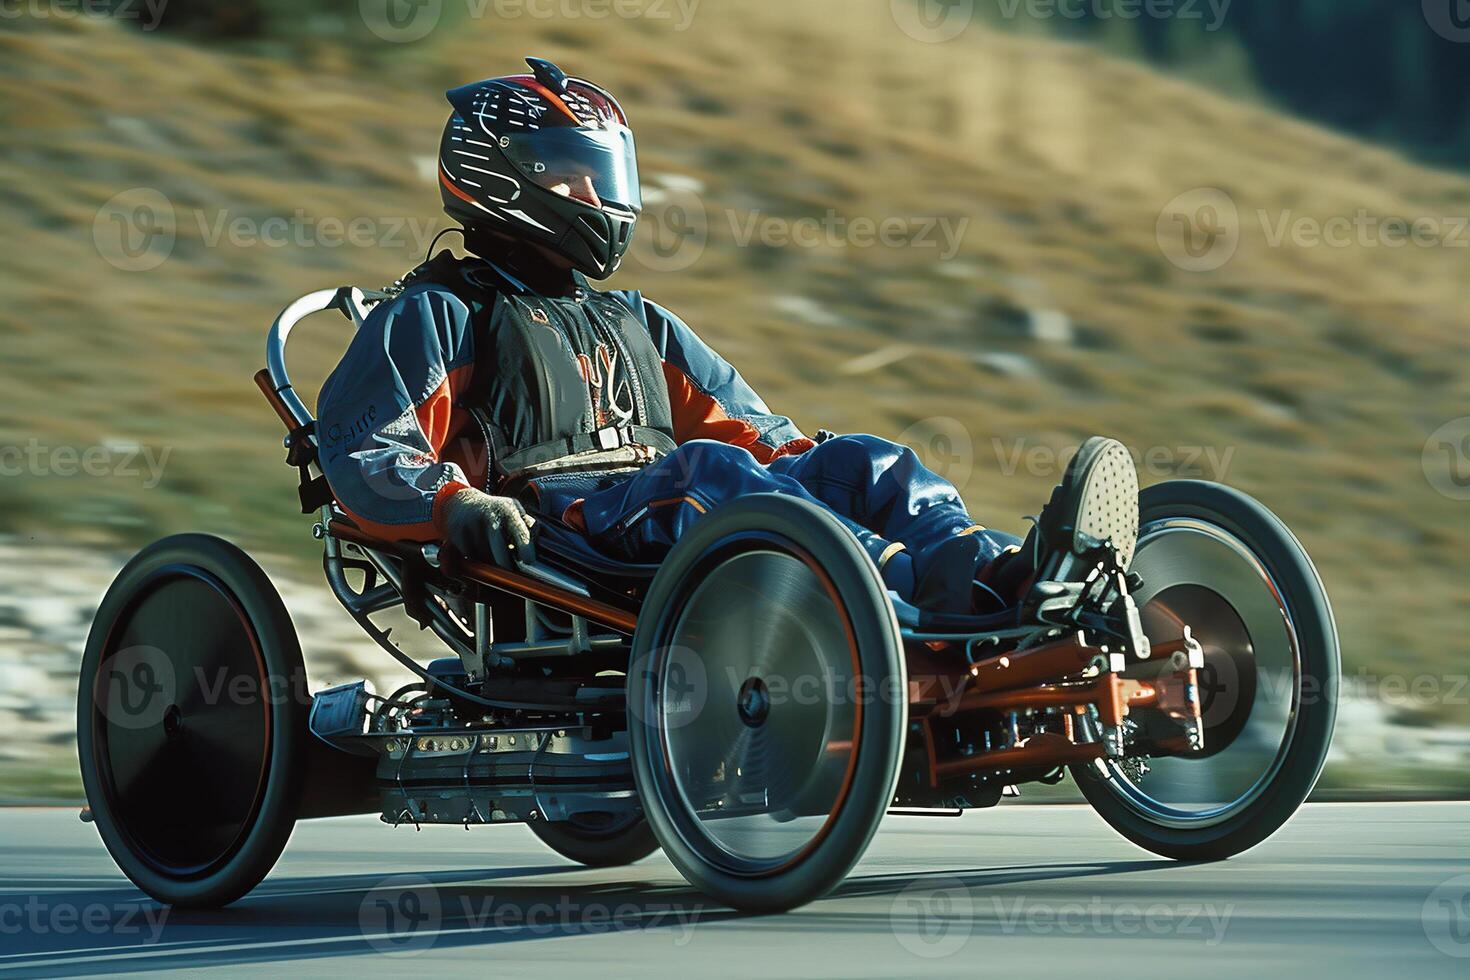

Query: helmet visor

[501,125,641,213]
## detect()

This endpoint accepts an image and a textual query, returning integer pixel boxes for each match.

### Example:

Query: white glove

[442,488,536,567]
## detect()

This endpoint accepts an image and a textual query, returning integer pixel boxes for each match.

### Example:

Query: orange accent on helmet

[439,163,483,209]
[504,74,582,125]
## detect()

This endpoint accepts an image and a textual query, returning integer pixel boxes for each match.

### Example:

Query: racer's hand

[442,488,537,568]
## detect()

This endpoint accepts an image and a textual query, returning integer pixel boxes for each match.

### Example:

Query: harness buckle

[594,426,624,451]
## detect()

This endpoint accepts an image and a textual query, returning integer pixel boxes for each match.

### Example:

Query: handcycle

[77,285,1340,912]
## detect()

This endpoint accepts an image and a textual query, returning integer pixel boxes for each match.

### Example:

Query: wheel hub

[736,677,770,728]
[162,703,184,738]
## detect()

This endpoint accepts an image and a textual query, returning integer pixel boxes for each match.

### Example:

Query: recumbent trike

[77,284,1340,912]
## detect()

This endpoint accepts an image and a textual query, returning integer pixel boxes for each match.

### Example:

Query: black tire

[627,494,906,912]
[1072,480,1339,861]
[527,812,660,867]
[78,534,308,907]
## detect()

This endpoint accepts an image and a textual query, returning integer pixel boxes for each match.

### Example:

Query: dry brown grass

[2,5,1468,718]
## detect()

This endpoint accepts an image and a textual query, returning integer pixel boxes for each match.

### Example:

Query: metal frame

[262,286,1211,803]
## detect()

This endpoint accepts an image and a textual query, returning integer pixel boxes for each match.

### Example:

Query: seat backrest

[256,286,391,515]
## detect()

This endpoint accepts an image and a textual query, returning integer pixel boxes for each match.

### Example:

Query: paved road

[0,802,1466,978]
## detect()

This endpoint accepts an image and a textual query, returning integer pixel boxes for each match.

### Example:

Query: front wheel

[1072,480,1339,861]
[628,495,907,912]
[77,534,308,907]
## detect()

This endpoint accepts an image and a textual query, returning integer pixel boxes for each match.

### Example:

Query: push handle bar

[263,288,344,433]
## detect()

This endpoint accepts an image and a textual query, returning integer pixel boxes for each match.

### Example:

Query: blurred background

[2,0,1468,800]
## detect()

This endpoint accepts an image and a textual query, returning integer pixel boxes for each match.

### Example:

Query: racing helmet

[438,58,641,280]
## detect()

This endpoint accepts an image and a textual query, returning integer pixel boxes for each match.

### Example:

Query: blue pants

[530,435,1020,601]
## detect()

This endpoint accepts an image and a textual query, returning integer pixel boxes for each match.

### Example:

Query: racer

[316,58,1140,616]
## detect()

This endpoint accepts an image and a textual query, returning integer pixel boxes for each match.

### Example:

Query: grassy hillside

[3,5,1469,726]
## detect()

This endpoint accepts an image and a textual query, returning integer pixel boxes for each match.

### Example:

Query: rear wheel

[628,495,906,912]
[77,534,308,907]
[1073,481,1338,860]
[527,811,659,867]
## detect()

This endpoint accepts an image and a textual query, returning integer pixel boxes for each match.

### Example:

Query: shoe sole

[1049,436,1140,570]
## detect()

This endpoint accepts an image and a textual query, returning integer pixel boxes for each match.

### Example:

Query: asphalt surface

[0,802,1466,978]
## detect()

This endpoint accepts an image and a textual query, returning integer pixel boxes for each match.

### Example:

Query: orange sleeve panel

[661,361,812,464]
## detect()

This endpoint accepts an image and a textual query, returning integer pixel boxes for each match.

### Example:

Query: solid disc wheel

[628,495,906,912]
[78,534,308,907]
[527,811,659,867]
[1072,481,1339,861]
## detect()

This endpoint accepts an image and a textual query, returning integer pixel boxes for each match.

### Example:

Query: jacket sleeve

[315,285,478,542]
[631,295,815,463]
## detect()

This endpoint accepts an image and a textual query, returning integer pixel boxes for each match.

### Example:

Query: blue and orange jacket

[316,258,814,542]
